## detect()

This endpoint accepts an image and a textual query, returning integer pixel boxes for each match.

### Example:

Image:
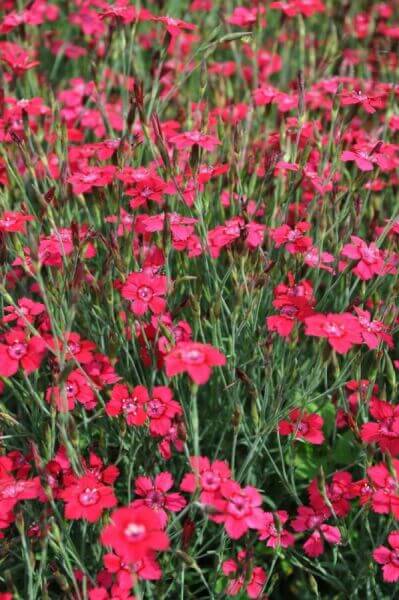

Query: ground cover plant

[1,0,399,598]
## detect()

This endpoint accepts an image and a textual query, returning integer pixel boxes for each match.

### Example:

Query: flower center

[67,341,80,354]
[124,522,146,541]
[280,304,298,317]
[66,382,78,397]
[227,494,249,518]
[1,482,25,498]
[287,229,301,242]
[137,285,153,301]
[8,341,27,359]
[147,399,165,417]
[323,322,344,337]
[201,471,220,491]
[145,490,165,510]
[79,488,99,506]
[81,173,98,183]
[122,397,138,415]
[297,421,309,434]
[308,515,323,529]
[181,349,204,364]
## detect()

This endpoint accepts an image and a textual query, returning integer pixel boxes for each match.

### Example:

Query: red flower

[210,481,265,539]
[0,473,42,515]
[266,275,316,338]
[106,384,148,426]
[58,332,97,365]
[304,312,363,354]
[59,475,117,522]
[68,166,116,195]
[373,531,399,583]
[101,505,170,562]
[291,506,341,557]
[367,461,399,518]
[222,551,267,598]
[146,386,182,436]
[121,272,167,316]
[0,329,46,377]
[3,298,45,327]
[341,143,397,172]
[270,0,325,17]
[46,370,96,412]
[151,16,196,37]
[278,409,324,444]
[0,211,34,233]
[269,222,312,254]
[341,89,385,114]
[133,472,186,528]
[0,41,39,75]
[89,585,134,600]
[354,307,393,349]
[103,551,161,589]
[361,400,399,455]
[226,7,265,27]
[180,456,231,504]
[257,511,295,548]
[169,131,220,152]
[164,341,226,384]
[308,472,355,518]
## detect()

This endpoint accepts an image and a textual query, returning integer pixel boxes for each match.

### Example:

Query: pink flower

[164,341,226,384]
[101,505,170,562]
[304,313,363,354]
[257,510,295,548]
[210,481,265,539]
[373,531,399,582]
[222,551,267,598]
[291,506,341,557]
[121,272,167,316]
[133,472,186,527]
[0,328,46,377]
